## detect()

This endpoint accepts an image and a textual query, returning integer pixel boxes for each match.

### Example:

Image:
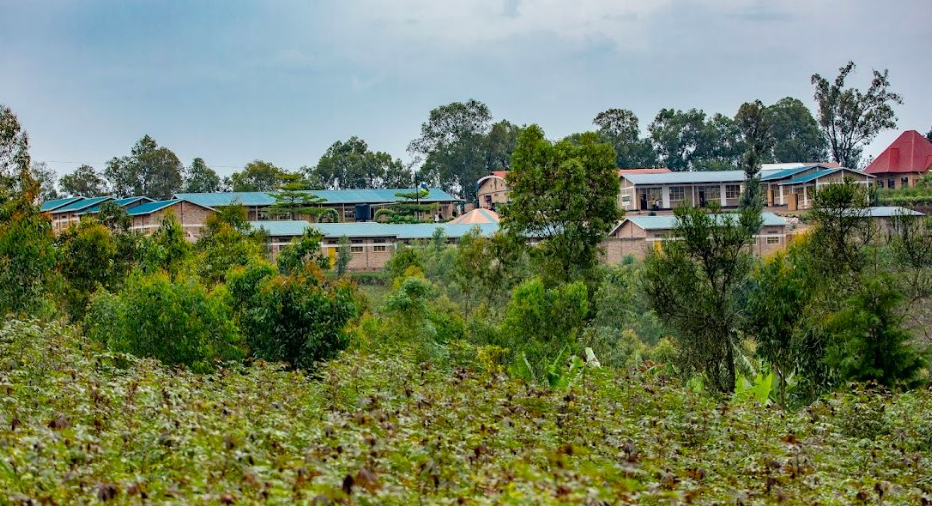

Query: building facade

[476,171,509,211]
[864,130,932,189]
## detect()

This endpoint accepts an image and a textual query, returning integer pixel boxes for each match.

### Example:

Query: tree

[765,97,827,162]
[60,164,108,197]
[313,136,410,189]
[336,235,351,276]
[228,260,358,371]
[142,213,191,278]
[641,205,760,394]
[228,160,285,192]
[0,104,31,195]
[29,162,59,201]
[825,276,924,387]
[104,135,184,199]
[695,113,743,171]
[502,125,621,281]
[0,182,56,315]
[736,100,774,213]
[383,187,437,223]
[56,220,118,320]
[96,201,132,233]
[811,61,903,169]
[648,108,709,172]
[85,270,243,373]
[194,204,265,286]
[408,100,492,201]
[484,120,522,172]
[593,109,658,168]
[499,278,589,384]
[183,157,222,193]
[267,173,331,221]
[926,127,932,144]
[276,228,330,275]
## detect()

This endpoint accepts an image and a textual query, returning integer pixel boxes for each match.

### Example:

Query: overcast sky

[2,0,930,177]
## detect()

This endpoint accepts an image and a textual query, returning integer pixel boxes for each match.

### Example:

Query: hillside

[1,319,930,505]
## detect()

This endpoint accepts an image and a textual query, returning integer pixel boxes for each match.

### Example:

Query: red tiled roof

[490,171,508,179]
[864,130,932,175]
[617,168,671,175]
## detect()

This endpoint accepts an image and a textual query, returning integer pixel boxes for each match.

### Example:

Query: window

[373,245,387,252]
[344,210,355,219]
[669,186,685,205]
[766,236,780,245]
[350,246,363,253]
[877,180,884,189]
[888,179,896,189]
[725,184,740,199]
[902,177,909,188]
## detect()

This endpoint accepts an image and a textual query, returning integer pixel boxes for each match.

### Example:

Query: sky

[1,0,930,178]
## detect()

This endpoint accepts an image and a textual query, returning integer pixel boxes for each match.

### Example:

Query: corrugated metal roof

[864,206,924,217]
[51,196,113,214]
[40,196,83,212]
[761,165,819,181]
[449,208,500,225]
[174,188,460,207]
[250,220,499,240]
[79,196,153,215]
[126,200,181,216]
[624,212,787,231]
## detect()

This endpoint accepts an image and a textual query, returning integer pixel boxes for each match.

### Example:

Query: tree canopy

[104,135,184,199]
[593,109,658,168]
[313,136,411,189]
[60,164,108,197]
[183,157,223,193]
[765,97,827,163]
[228,160,286,192]
[811,61,903,169]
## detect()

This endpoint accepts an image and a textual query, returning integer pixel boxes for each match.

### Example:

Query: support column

[720,183,727,207]
[662,187,670,209]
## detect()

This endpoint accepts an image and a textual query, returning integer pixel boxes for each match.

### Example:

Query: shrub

[231,264,358,370]
[0,194,56,315]
[56,220,118,320]
[499,278,588,383]
[85,270,243,372]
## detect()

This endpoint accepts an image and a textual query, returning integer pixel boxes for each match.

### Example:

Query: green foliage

[384,247,425,281]
[182,157,222,193]
[276,228,330,275]
[229,263,358,371]
[765,97,828,163]
[142,212,191,277]
[56,220,118,320]
[336,235,352,276]
[648,108,743,172]
[736,99,774,212]
[825,276,925,387]
[0,104,31,194]
[312,136,412,189]
[811,61,903,169]
[59,164,108,197]
[503,125,621,281]
[499,278,589,383]
[642,205,759,394]
[228,160,285,192]
[104,135,183,199]
[195,204,265,285]
[85,271,243,372]
[593,108,658,168]
[267,173,330,220]
[0,192,56,315]
[95,200,132,232]
[7,319,932,503]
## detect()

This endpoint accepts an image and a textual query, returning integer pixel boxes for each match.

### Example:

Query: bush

[85,270,243,372]
[230,263,358,370]
[56,220,118,320]
[499,278,588,383]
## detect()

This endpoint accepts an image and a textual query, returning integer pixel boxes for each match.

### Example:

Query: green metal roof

[761,165,819,181]
[126,200,181,216]
[779,168,872,186]
[174,188,460,207]
[50,196,113,214]
[624,212,787,231]
[79,197,153,215]
[40,196,83,212]
[250,220,499,240]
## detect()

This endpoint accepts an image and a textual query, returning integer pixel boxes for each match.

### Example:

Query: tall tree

[104,135,184,199]
[811,61,903,169]
[765,97,827,162]
[0,104,31,195]
[648,108,708,172]
[408,99,492,201]
[228,160,285,192]
[926,127,932,144]
[593,109,658,168]
[60,164,108,197]
[183,157,222,193]
[267,173,330,221]
[313,136,409,189]
[29,162,59,201]
[484,120,522,172]
[695,113,743,171]
[641,205,760,394]
[502,125,621,281]
[736,100,774,213]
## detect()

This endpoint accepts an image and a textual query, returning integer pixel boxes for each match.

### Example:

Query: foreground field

[1,320,930,505]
